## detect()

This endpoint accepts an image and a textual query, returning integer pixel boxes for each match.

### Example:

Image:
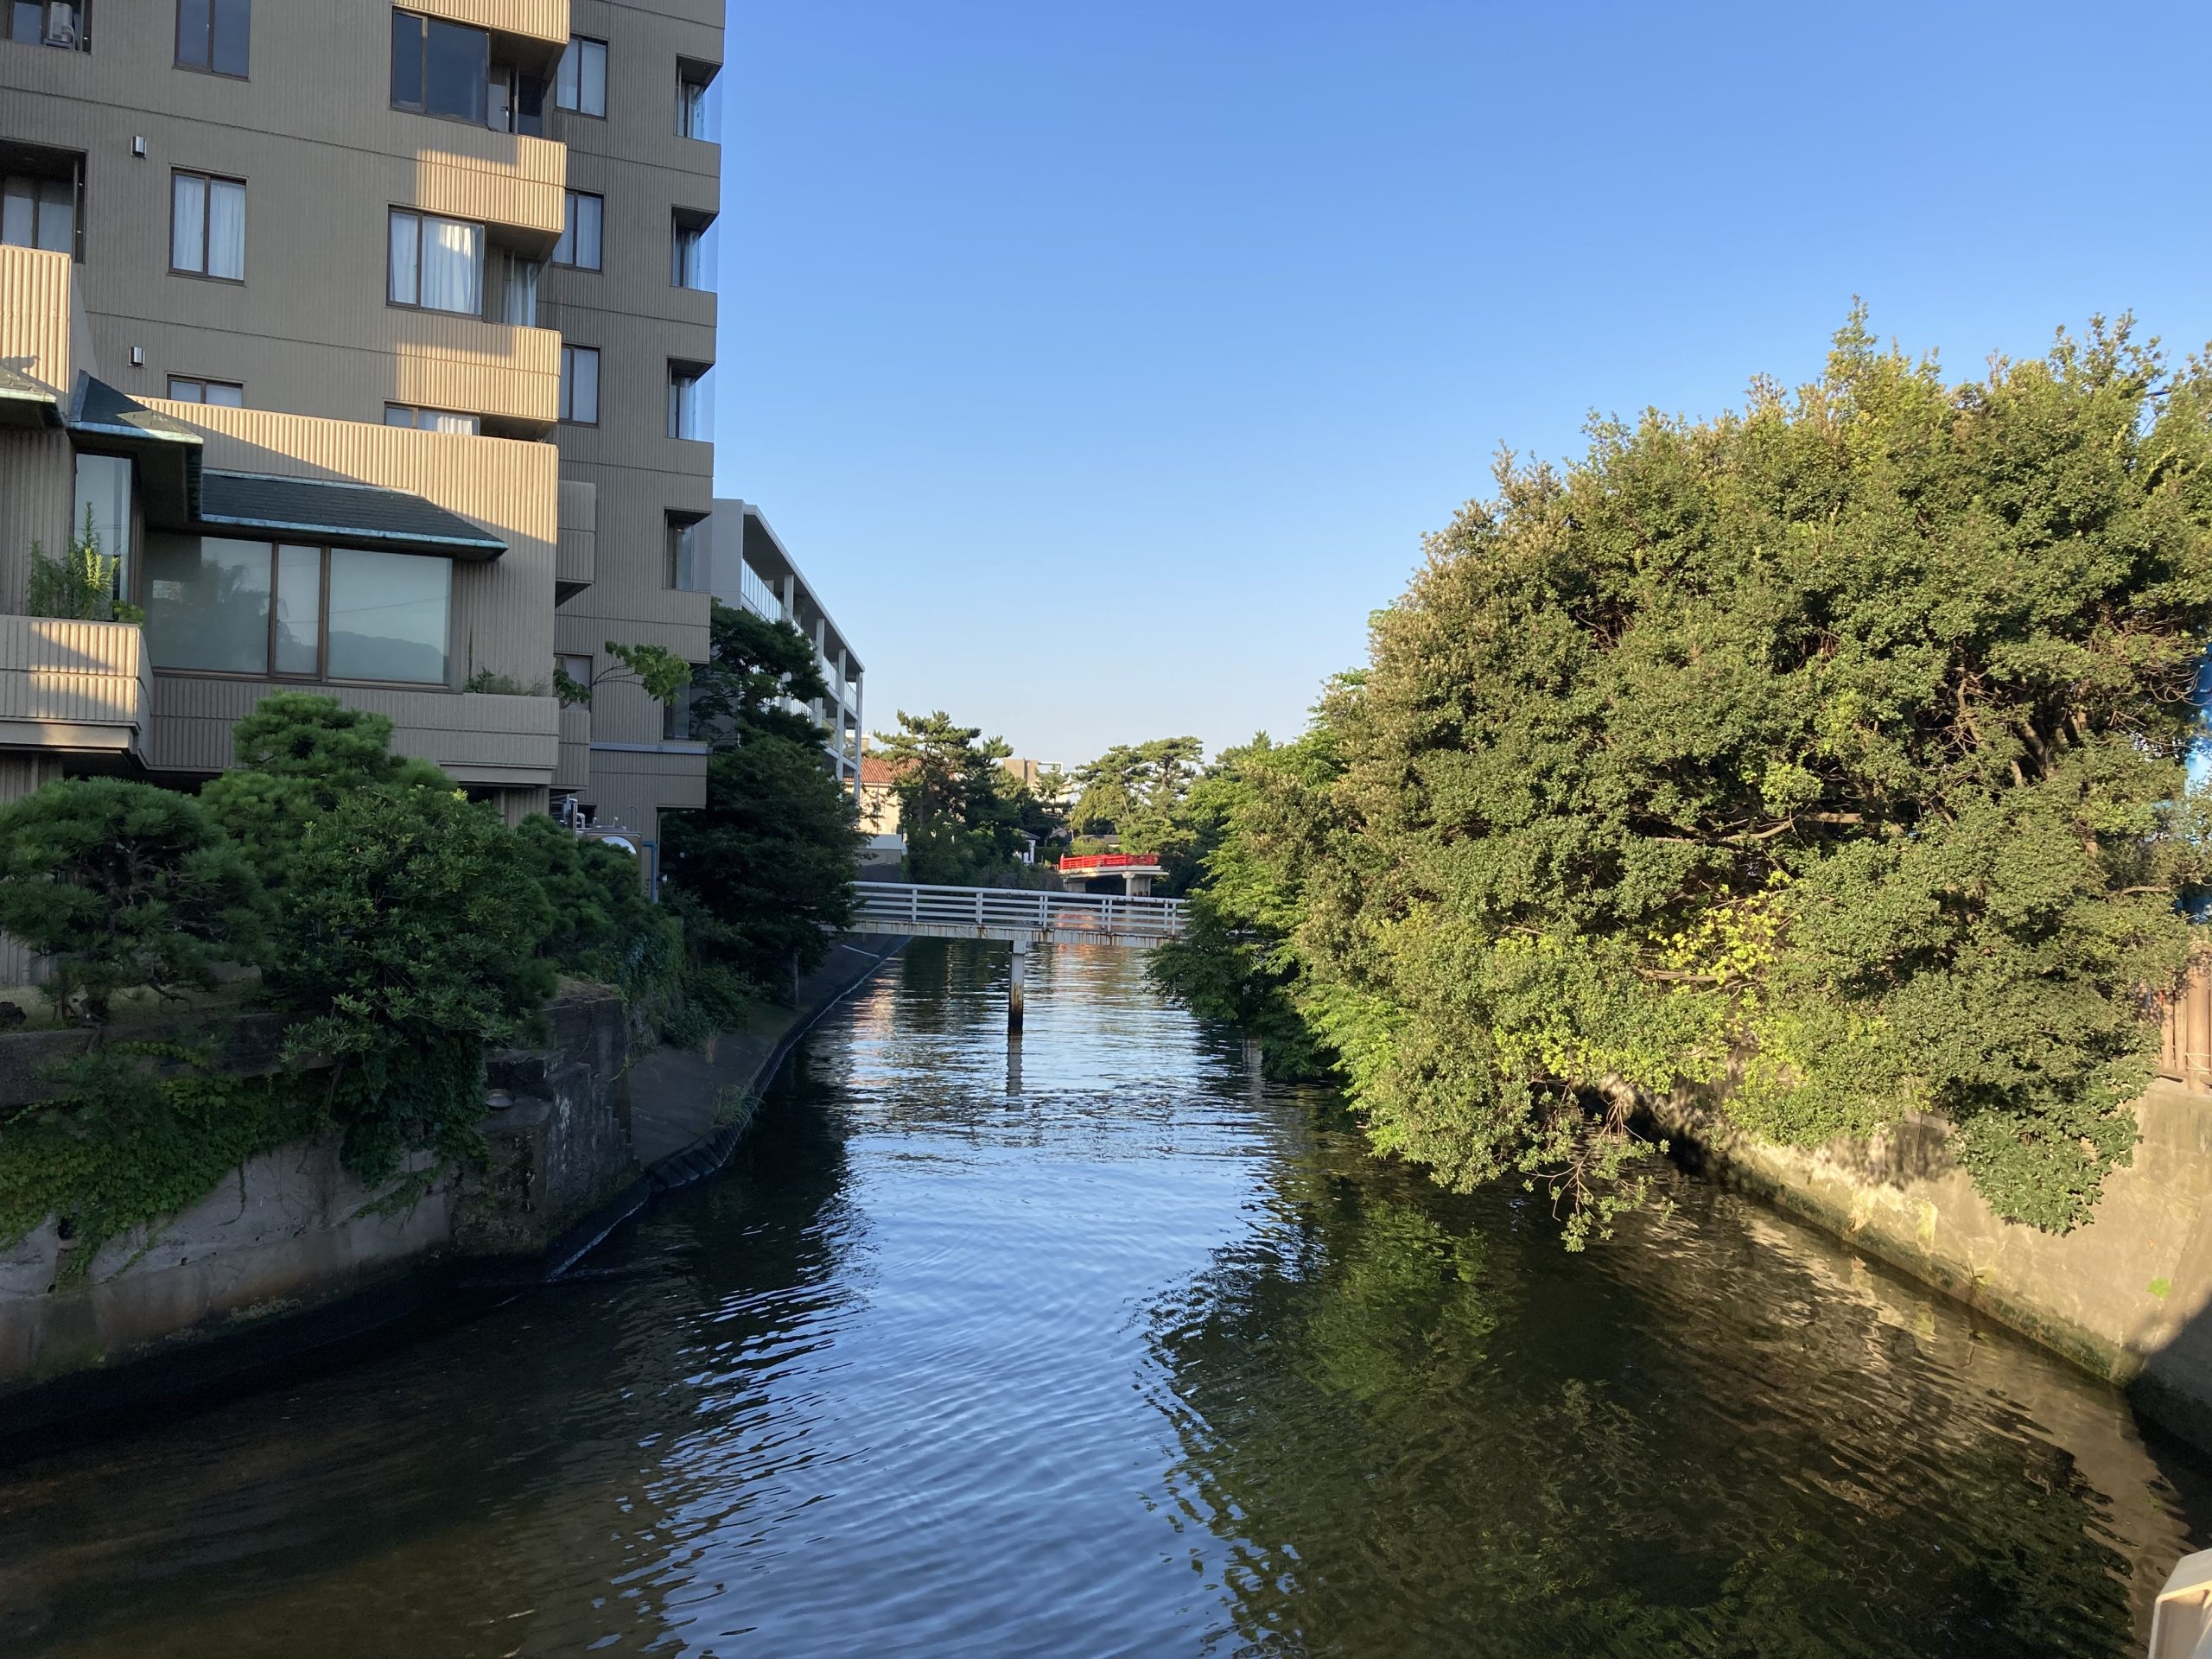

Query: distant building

[860,753,904,835]
[701,500,862,804]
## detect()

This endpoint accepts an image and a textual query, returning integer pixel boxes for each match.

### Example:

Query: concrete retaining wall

[0,986,639,1424]
[1653,1081,2212,1450]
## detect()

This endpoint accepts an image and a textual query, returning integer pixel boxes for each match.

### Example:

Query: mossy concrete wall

[0,986,639,1420]
[1652,1081,2212,1449]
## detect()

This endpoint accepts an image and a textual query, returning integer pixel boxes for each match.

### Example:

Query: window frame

[553,35,606,118]
[143,537,456,689]
[676,65,711,139]
[558,343,600,425]
[667,362,706,441]
[7,1,88,51]
[168,168,246,283]
[664,512,704,590]
[174,0,248,78]
[1,162,84,262]
[167,375,245,406]
[383,402,480,435]
[389,8,493,126]
[386,206,486,315]
[671,214,706,289]
[550,189,601,271]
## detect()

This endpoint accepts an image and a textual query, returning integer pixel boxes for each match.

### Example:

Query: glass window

[558,344,598,423]
[671,219,705,289]
[391,10,488,124]
[676,68,711,140]
[0,172,74,256]
[272,543,321,676]
[145,536,270,674]
[662,681,697,741]
[10,2,84,48]
[512,71,546,137]
[665,515,702,589]
[550,190,601,270]
[667,364,704,440]
[327,549,449,683]
[387,208,482,315]
[383,403,479,435]
[554,36,605,116]
[171,171,244,280]
[556,652,591,684]
[72,452,131,601]
[176,0,248,75]
[168,376,244,406]
[499,251,539,325]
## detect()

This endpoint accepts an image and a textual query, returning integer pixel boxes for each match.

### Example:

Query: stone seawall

[1651,1081,2212,1451]
[0,985,640,1428]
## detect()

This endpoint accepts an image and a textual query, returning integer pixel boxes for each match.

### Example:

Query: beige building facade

[0,0,720,882]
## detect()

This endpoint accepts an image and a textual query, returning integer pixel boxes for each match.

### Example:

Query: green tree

[662,601,859,988]
[200,693,448,894]
[1173,314,2212,1240]
[0,779,270,1023]
[280,784,555,1185]
[873,709,1035,881]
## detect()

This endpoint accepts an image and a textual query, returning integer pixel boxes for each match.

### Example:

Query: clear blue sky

[715,1,2212,767]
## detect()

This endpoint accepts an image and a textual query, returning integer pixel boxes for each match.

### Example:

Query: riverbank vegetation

[0,607,861,1266]
[874,709,1062,883]
[1155,314,2212,1241]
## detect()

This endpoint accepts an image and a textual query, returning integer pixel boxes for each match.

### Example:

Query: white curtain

[207,177,245,279]
[502,255,539,326]
[421,215,481,315]
[388,211,419,304]
[172,173,206,271]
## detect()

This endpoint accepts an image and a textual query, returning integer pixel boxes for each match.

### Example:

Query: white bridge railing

[850,880,1187,943]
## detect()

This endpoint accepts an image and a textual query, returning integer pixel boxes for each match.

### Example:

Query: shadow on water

[0,939,2202,1657]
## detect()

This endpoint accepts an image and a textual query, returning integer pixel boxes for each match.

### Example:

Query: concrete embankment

[0,936,906,1433]
[1651,1081,2212,1451]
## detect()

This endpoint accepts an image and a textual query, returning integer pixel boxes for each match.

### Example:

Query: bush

[277,783,555,1185]
[0,779,270,1021]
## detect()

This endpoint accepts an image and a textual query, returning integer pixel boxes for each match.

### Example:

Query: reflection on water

[0,941,2202,1656]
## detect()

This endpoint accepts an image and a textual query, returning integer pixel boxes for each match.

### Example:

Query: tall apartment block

[0,0,720,886]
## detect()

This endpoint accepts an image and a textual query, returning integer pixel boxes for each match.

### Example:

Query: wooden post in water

[1008,938,1028,1035]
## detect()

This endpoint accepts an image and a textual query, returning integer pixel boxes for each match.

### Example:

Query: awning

[0,362,61,429]
[197,471,506,560]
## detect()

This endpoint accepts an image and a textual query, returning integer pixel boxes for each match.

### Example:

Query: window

[145,537,452,683]
[384,403,479,435]
[175,0,246,75]
[671,217,707,289]
[388,208,483,314]
[662,681,697,742]
[667,363,705,440]
[390,10,486,124]
[554,35,604,116]
[676,65,711,139]
[488,65,547,137]
[73,453,131,601]
[558,344,598,423]
[8,2,85,49]
[556,652,591,686]
[1,172,75,256]
[550,190,601,270]
[665,514,702,589]
[171,171,245,280]
[498,251,539,325]
[168,376,244,406]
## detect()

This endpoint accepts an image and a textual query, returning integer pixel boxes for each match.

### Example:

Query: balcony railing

[0,616,148,753]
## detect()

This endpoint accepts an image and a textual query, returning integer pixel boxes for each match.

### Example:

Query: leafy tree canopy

[1165,313,2212,1240]
[0,779,271,1023]
[1069,736,1204,873]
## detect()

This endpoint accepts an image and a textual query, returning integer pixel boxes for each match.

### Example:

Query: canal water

[0,941,2206,1656]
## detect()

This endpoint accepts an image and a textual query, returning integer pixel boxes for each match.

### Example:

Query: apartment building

[701,497,863,804]
[0,0,719,881]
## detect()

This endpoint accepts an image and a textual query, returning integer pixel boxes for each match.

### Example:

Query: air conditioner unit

[44,23,77,47]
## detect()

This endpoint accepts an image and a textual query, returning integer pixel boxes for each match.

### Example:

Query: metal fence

[851,881,1187,941]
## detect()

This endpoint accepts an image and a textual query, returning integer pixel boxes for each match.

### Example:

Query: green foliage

[516,813,687,1037]
[23,506,123,622]
[873,708,1043,880]
[553,665,594,707]
[0,779,270,1022]
[1069,735,1203,876]
[276,783,554,1184]
[0,1062,318,1281]
[664,601,858,991]
[200,693,448,895]
[602,640,692,705]
[1171,314,2212,1240]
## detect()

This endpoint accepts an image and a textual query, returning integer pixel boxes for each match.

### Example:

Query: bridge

[849,881,1188,1032]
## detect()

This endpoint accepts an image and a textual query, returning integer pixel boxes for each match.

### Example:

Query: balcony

[406,0,569,51]
[0,618,149,756]
[390,311,560,428]
[145,677,555,787]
